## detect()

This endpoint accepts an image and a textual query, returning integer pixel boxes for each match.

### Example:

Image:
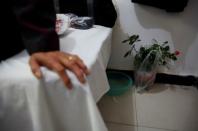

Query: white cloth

[0,25,112,131]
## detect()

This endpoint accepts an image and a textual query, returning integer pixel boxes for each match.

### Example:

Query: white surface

[0,25,112,131]
[109,0,198,76]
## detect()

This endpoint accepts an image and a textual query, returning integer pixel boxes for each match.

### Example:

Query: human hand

[29,51,90,89]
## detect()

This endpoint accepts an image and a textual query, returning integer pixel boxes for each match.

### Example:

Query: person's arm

[11,0,59,53]
[11,0,89,88]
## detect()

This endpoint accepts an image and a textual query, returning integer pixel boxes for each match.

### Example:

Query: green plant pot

[106,71,133,96]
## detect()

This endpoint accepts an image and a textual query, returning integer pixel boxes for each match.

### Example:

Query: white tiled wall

[98,84,198,131]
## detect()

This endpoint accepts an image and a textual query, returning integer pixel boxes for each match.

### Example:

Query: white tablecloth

[0,25,112,131]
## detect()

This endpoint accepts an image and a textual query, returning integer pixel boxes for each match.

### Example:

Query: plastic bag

[135,50,160,93]
[56,14,70,35]
[65,13,94,29]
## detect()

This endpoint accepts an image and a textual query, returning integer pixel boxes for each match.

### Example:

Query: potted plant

[123,35,180,92]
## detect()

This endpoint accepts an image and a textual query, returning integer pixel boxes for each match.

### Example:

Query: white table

[0,25,112,131]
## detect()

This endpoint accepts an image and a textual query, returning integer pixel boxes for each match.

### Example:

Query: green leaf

[164,41,168,44]
[162,41,168,46]
[122,39,130,43]
[124,50,132,57]
[164,46,170,51]
[163,61,167,65]
[151,39,158,44]
[123,35,178,69]
[172,56,177,60]
[140,47,145,53]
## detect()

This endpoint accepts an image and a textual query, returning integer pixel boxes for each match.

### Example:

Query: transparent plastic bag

[65,13,94,29]
[135,50,160,93]
[56,14,70,35]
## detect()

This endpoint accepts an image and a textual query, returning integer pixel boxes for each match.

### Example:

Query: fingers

[68,64,86,84]
[52,63,72,89]
[59,58,85,83]
[60,54,89,83]
[29,51,90,89]
[30,53,72,89]
[29,56,42,79]
[39,56,73,89]
[73,55,90,75]
[62,54,90,75]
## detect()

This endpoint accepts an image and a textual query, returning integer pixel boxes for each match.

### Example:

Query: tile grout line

[106,121,177,131]
[137,125,177,131]
[105,120,137,127]
[133,87,139,131]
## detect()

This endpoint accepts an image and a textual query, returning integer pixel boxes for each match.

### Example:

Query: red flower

[175,50,180,56]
